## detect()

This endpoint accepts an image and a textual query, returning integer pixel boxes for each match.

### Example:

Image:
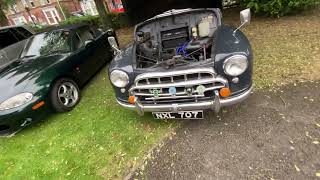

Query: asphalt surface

[131,82,320,180]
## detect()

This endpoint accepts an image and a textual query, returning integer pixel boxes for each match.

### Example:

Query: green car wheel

[50,78,80,113]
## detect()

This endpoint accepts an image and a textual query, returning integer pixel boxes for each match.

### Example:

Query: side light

[220,88,231,98]
[32,101,45,110]
[128,96,136,104]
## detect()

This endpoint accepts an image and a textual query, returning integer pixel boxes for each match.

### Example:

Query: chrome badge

[169,87,177,96]
[150,88,161,97]
[196,85,206,95]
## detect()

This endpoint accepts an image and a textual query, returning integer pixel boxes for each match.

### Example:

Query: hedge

[31,13,129,32]
[242,0,320,17]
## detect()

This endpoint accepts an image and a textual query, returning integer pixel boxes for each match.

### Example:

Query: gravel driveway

[131,82,320,179]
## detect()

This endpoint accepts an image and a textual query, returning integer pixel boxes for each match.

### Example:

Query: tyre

[50,78,80,112]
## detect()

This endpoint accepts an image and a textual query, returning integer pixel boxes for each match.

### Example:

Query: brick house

[4,0,124,26]
[79,0,123,16]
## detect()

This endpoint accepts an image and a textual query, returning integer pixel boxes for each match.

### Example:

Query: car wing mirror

[84,39,94,48]
[233,8,251,35]
[108,37,121,55]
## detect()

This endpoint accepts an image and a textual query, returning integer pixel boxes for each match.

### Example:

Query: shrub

[30,13,129,32]
[242,0,320,17]
[62,13,129,30]
[63,15,101,27]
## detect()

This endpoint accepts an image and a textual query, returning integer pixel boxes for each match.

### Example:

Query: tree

[0,0,14,26]
[93,0,111,30]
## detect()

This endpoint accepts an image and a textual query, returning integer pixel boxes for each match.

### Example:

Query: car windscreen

[0,29,20,49]
[20,30,71,58]
[0,40,28,69]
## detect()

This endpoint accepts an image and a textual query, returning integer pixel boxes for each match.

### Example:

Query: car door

[91,28,113,67]
[71,27,101,84]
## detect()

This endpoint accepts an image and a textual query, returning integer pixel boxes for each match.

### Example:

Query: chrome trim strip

[133,85,225,97]
[130,77,227,92]
[116,86,253,115]
[134,67,216,85]
[145,95,205,100]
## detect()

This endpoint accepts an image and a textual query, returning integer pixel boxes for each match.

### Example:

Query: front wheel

[50,78,80,112]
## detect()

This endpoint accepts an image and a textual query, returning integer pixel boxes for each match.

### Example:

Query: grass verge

[0,67,175,179]
[223,7,320,89]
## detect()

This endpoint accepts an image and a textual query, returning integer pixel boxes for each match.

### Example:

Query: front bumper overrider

[116,85,253,115]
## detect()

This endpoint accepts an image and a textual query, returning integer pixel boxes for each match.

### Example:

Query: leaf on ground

[312,141,319,145]
[294,165,301,172]
[316,172,320,177]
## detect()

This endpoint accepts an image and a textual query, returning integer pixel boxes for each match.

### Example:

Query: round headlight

[223,55,248,76]
[110,70,129,88]
[0,93,33,111]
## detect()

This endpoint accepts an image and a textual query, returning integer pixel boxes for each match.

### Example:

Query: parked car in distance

[108,8,253,120]
[0,24,116,135]
[0,25,34,50]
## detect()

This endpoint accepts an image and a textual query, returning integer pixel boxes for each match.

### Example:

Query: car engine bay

[135,10,218,69]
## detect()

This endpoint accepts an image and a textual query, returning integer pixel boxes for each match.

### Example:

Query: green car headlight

[0,93,33,111]
[110,70,129,88]
[223,55,248,76]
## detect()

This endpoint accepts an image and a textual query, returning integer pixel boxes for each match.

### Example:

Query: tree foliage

[0,0,15,26]
[92,0,110,30]
[242,0,320,17]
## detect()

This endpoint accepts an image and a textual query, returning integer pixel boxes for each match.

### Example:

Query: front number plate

[152,111,203,119]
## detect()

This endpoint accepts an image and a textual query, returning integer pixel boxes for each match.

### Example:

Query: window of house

[107,0,124,13]
[42,7,61,25]
[40,0,50,5]
[12,16,27,25]
[29,0,35,7]
[28,15,37,23]
[21,0,28,7]
[80,0,98,16]
[11,4,18,13]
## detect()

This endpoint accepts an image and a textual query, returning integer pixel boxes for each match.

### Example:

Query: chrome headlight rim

[110,70,129,88]
[223,54,248,77]
[0,93,33,111]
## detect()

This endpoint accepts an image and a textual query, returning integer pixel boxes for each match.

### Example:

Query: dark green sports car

[0,24,115,135]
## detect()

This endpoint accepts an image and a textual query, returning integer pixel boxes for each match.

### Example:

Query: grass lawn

[1,7,319,179]
[223,7,320,89]
[0,69,174,179]
[0,67,175,179]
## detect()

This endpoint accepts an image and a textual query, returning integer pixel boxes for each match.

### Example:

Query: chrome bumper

[117,86,253,115]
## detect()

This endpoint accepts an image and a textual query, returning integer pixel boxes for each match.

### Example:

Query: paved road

[132,82,320,180]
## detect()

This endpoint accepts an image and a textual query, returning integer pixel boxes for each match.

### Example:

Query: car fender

[212,25,253,94]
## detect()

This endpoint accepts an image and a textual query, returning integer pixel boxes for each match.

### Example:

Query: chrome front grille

[129,68,228,105]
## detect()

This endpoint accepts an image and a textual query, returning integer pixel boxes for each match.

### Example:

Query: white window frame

[39,0,50,5]
[42,7,61,25]
[21,0,28,7]
[13,16,27,25]
[29,0,35,7]
[80,0,98,16]
[28,15,37,23]
[9,4,18,14]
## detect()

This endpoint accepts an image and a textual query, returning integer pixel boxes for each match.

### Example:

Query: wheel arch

[49,74,80,90]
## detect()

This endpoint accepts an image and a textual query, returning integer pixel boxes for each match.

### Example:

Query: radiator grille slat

[130,69,228,105]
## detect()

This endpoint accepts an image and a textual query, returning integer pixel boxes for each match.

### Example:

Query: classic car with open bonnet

[108,8,253,119]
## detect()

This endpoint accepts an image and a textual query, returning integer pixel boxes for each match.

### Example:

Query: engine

[135,9,218,69]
